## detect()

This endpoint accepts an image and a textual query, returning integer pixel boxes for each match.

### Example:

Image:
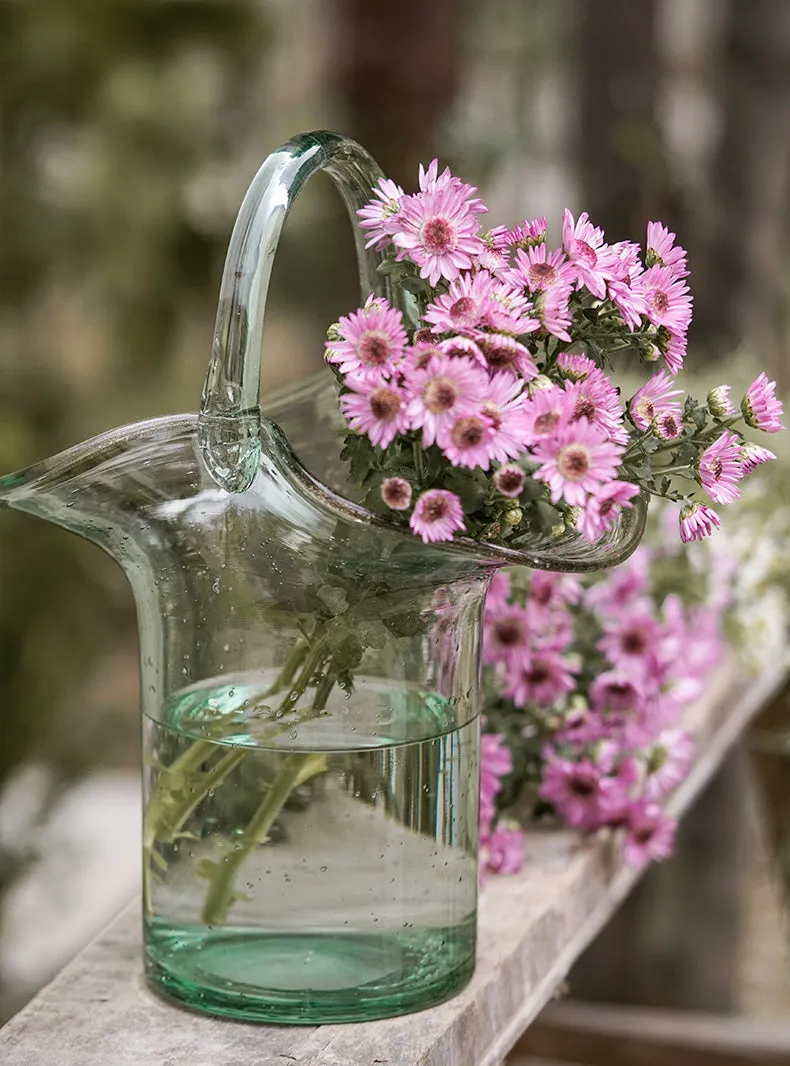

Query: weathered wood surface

[1,657,784,1066]
[514,1000,790,1065]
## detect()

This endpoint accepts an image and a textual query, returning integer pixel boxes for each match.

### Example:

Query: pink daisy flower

[740,441,777,475]
[507,244,576,295]
[505,650,578,708]
[539,754,616,830]
[528,570,583,610]
[534,283,573,342]
[655,410,683,440]
[404,354,488,447]
[564,370,628,444]
[623,802,677,869]
[438,334,487,368]
[532,420,624,508]
[409,489,466,543]
[481,826,525,877]
[483,282,540,334]
[590,670,646,719]
[598,606,662,676]
[380,477,412,511]
[679,501,721,542]
[643,728,694,800]
[480,372,532,462]
[557,351,598,382]
[494,463,526,498]
[438,411,497,469]
[520,386,575,444]
[698,430,744,504]
[424,270,496,334]
[742,372,785,433]
[339,378,408,448]
[504,216,547,248]
[483,604,531,667]
[606,240,647,330]
[418,159,485,213]
[659,326,688,375]
[392,183,487,286]
[562,209,612,298]
[326,298,408,379]
[576,480,640,542]
[357,177,405,249]
[629,370,684,431]
[476,333,538,379]
[639,265,693,334]
[707,384,736,418]
[408,340,445,369]
[646,221,688,278]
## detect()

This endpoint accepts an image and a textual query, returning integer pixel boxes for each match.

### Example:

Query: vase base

[144,920,476,1024]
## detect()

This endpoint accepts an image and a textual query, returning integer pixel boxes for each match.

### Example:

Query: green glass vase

[0,131,647,1024]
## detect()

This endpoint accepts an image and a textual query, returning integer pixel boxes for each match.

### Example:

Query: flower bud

[502,504,523,527]
[707,385,735,418]
[326,322,342,342]
[528,374,554,395]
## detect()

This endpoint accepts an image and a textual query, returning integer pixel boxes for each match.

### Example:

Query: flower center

[382,479,410,508]
[451,416,486,449]
[480,338,517,369]
[527,660,550,684]
[422,217,456,254]
[369,388,401,422]
[496,468,524,495]
[598,497,616,519]
[622,628,648,655]
[423,376,459,413]
[422,496,449,522]
[636,397,656,422]
[709,457,723,480]
[650,289,670,315]
[449,296,476,323]
[660,413,681,437]
[573,397,596,421]
[569,775,595,798]
[557,444,591,480]
[494,617,527,646]
[572,239,597,268]
[533,411,561,435]
[481,400,502,430]
[357,330,392,367]
[528,261,557,288]
[634,825,656,845]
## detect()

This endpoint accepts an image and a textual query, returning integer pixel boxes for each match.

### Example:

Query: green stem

[263,637,308,697]
[651,465,696,478]
[143,745,246,915]
[412,439,425,485]
[200,751,327,926]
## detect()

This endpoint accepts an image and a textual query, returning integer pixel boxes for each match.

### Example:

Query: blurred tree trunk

[692,0,790,388]
[331,0,462,187]
[574,0,679,242]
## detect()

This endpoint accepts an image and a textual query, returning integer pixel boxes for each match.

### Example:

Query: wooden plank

[514,1000,790,1065]
[1,658,785,1066]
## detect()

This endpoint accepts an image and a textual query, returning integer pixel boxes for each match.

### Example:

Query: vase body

[0,131,648,1024]
[140,457,486,1023]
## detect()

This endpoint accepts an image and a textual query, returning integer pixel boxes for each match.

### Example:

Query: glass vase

[0,131,647,1024]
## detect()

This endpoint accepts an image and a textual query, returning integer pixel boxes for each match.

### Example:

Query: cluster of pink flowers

[327,159,784,550]
[480,547,725,873]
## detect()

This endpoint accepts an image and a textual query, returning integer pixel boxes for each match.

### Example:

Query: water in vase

[143,671,479,1023]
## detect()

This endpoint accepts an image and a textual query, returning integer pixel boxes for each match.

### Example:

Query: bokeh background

[1,0,790,1032]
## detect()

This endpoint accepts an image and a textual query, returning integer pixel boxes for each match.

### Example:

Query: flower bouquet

[327,160,782,548]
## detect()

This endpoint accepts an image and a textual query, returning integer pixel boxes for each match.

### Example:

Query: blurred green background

[1,0,789,1026]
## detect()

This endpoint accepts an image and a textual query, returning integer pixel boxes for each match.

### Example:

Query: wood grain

[1,657,784,1066]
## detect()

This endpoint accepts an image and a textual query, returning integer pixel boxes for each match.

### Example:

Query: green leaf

[316,585,349,615]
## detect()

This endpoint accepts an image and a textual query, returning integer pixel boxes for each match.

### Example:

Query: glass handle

[199,130,393,493]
